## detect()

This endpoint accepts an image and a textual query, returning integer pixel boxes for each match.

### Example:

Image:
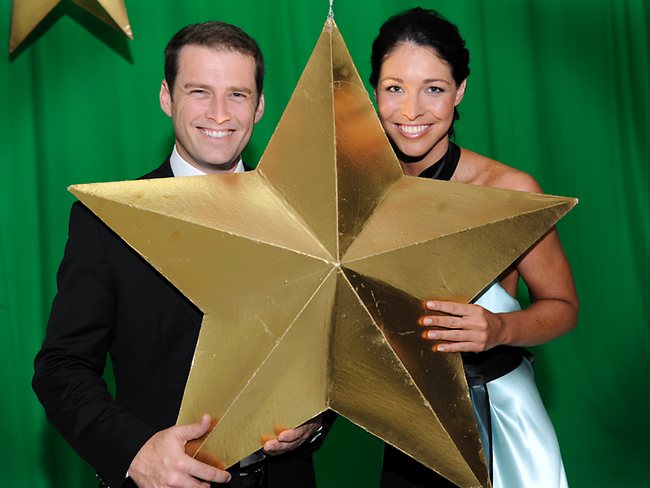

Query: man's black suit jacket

[33,160,321,488]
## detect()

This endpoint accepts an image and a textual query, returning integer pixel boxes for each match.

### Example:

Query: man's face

[160,45,264,173]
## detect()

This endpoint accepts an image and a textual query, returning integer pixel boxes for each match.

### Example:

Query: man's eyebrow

[182,82,211,90]
[227,85,254,94]
[182,83,254,94]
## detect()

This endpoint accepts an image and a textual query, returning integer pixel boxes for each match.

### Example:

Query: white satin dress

[473,282,568,488]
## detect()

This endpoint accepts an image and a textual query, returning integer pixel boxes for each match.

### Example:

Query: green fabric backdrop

[1,0,648,486]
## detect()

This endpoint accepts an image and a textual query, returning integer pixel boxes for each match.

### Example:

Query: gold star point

[70,18,575,488]
[10,0,132,53]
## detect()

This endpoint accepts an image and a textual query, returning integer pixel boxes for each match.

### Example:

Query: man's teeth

[399,124,430,135]
[199,128,232,139]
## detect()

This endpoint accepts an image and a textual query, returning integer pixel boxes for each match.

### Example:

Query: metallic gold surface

[10,0,132,53]
[70,18,577,488]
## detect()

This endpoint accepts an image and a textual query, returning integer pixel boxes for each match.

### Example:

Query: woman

[370,8,578,488]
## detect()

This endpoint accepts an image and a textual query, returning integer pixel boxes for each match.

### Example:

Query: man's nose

[206,95,230,124]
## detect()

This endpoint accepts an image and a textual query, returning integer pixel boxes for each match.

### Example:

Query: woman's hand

[421,300,505,353]
[262,414,324,455]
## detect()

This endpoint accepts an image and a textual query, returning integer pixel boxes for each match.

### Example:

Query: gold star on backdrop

[9,0,132,53]
[70,18,575,488]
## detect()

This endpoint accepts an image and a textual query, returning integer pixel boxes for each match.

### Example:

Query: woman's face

[375,43,466,165]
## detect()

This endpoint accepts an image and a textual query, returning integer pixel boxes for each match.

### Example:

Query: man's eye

[190,89,207,95]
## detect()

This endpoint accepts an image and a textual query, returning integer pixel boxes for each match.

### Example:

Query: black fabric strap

[462,347,529,386]
[469,383,493,480]
[417,142,460,181]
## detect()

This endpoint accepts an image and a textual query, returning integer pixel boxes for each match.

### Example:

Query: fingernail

[426,301,436,309]
[422,317,433,325]
[427,331,438,339]
[437,345,446,352]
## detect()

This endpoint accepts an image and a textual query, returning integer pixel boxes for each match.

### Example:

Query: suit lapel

[142,159,173,180]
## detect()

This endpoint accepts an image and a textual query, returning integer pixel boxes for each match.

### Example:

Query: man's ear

[254,93,265,123]
[160,80,172,117]
[454,79,467,106]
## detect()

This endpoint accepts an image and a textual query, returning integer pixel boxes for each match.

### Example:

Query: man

[33,21,324,488]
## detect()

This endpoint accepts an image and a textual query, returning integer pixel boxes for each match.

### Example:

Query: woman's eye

[386,85,403,93]
[427,86,443,94]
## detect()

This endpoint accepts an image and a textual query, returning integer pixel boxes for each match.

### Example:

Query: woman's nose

[401,92,423,120]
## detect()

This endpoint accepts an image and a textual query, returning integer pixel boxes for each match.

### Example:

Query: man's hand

[421,300,504,353]
[128,414,231,487]
[262,414,324,456]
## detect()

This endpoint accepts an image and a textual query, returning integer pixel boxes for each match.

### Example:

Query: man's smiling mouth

[199,128,234,139]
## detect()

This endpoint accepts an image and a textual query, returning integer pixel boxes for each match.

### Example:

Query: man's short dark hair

[164,21,264,99]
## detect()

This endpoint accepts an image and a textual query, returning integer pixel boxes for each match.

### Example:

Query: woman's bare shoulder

[455,147,542,192]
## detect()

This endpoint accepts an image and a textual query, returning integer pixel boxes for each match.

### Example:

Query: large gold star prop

[9,0,132,53]
[70,19,575,488]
